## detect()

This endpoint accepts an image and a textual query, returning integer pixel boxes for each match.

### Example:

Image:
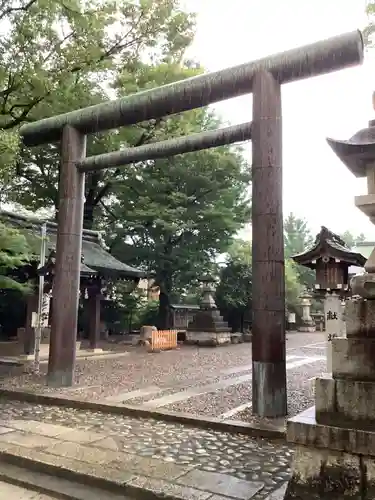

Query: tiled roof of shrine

[292,226,366,269]
[0,211,146,279]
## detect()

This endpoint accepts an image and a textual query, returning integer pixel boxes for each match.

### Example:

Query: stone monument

[185,276,235,346]
[284,97,375,499]
[298,290,316,332]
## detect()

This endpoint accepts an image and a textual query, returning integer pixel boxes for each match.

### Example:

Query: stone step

[0,462,132,500]
[287,406,375,457]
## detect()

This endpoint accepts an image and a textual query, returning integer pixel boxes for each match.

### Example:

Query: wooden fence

[150,329,178,352]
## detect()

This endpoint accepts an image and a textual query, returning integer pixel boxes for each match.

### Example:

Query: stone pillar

[88,293,101,350]
[288,312,296,331]
[284,271,375,498]
[324,292,345,374]
[251,70,287,418]
[47,126,86,387]
[341,299,347,336]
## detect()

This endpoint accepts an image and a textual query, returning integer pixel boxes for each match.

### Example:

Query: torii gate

[19,30,364,418]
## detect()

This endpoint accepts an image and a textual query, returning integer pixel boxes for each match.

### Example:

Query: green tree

[284,213,314,258]
[339,230,366,249]
[1,0,195,214]
[108,110,251,329]
[215,241,252,332]
[285,259,303,314]
[284,212,315,289]
[0,223,32,291]
[364,2,375,48]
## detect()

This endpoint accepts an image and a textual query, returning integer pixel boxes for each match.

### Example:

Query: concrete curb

[0,388,286,440]
[0,461,131,500]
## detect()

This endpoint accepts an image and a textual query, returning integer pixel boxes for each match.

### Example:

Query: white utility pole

[34,223,47,372]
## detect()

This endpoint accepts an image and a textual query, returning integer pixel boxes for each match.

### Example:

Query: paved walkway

[0,480,55,499]
[0,400,292,499]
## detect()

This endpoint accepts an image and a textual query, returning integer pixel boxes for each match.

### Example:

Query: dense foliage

[0,223,32,291]
[108,110,251,328]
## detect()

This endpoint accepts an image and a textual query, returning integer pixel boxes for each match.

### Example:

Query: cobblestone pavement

[0,400,293,499]
[0,332,326,424]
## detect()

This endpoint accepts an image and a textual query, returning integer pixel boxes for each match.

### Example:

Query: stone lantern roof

[292,226,366,269]
[326,125,375,178]
[326,93,375,224]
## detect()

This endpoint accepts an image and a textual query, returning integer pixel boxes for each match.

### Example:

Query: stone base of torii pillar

[284,273,375,499]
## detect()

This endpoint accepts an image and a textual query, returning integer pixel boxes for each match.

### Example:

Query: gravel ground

[0,343,259,398]
[163,359,324,419]
[0,333,326,424]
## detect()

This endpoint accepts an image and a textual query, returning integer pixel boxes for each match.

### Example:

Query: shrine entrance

[19,30,364,418]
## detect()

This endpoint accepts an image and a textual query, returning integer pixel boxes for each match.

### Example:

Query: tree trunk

[83,173,101,230]
[157,269,173,330]
[83,202,95,230]
[157,290,170,330]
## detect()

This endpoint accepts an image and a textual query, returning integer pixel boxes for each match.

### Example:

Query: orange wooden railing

[150,329,178,352]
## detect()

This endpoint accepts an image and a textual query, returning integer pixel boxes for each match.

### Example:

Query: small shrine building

[0,211,146,354]
[292,226,366,293]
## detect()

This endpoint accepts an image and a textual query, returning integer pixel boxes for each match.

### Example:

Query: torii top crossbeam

[20,30,363,147]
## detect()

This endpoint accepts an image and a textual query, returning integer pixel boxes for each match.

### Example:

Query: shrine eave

[170,304,200,311]
[37,261,97,279]
[0,211,147,280]
[292,226,367,269]
[292,246,366,269]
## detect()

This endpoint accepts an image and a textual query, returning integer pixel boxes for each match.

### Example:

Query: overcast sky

[183,0,374,240]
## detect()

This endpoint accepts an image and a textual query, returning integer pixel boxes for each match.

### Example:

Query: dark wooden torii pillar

[19,31,363,418]
[47,126,85,387]
[252,71,286,416]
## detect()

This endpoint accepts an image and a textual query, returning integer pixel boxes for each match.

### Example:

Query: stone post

[288,312,296,331]
[324,292,346,373]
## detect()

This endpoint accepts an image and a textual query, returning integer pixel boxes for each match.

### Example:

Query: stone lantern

[284,95,375,499]
[298,289,315,332]
[185,275,235,346]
